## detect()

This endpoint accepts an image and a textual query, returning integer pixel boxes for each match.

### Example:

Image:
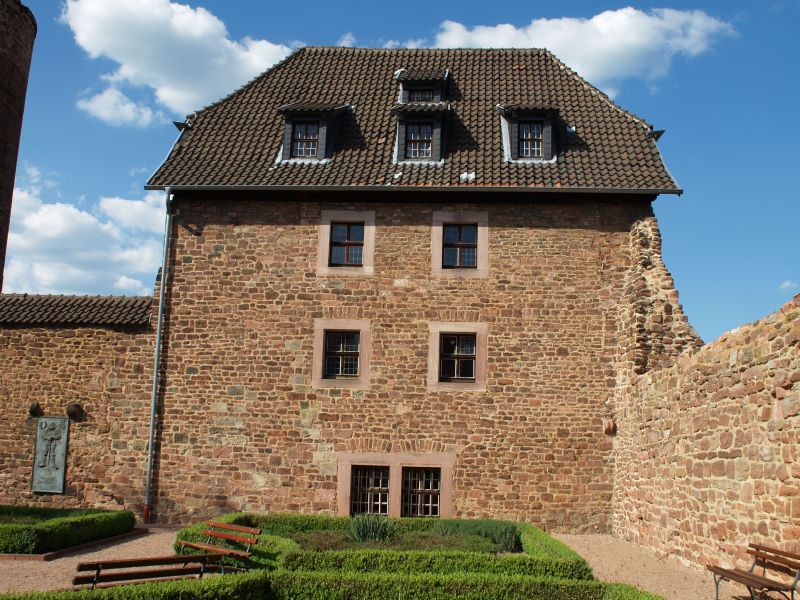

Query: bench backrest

[76,554,224,572]
[747,544,800,579]
[205,520,262,550]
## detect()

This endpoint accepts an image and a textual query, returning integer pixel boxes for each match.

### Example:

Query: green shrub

[0,507,135,554]
[433,518,520,553]
[281,549,591,579]
[349,513,397,542]
[0,569,665,600]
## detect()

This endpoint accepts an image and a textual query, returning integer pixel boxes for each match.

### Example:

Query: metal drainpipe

[144,187,173,524]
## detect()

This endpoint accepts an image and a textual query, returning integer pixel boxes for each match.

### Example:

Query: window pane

[349,223,365,242]
[442,247,458,267]
[460,225,478,244]
[325,356,340,377]
[342,355,359,375]
[342,332,360,352]
[326,332,342,352]
[331,224,348,242]
[330,245,346,265]
[441,335,457,355]
[458,358,475,379]
[443,225,459,244]
[458,335,476,355]
[440,358,456,380]
[459,247,477,267]
[347,245,363,265]
[420,141,432,158]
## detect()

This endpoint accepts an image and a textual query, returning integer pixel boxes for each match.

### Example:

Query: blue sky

[7,0,799,342]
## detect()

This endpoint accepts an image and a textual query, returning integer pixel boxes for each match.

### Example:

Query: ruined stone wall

[0,0,36,290]
[0,324,153,512]
[613,296,800,569]
[146,191,658,527]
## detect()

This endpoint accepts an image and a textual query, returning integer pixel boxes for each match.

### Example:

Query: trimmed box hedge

[0,569,665,600]
[0,506,135,554]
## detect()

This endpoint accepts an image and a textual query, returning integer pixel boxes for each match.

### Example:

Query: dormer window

[519,121,543,159]
[498,105,557,163]
[405,122,433,159]
[277,102,350,163]
[291,121,319,158]
[409,88,434,102]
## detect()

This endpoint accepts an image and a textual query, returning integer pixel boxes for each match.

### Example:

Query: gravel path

[0,527,178,594]
[554,533,748,600]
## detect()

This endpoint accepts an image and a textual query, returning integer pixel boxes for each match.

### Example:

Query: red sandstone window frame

[337,452,454,518]
[317,210,375,276]
[431,211,488,278]
[427,322,487,391]
[312,319,371,389]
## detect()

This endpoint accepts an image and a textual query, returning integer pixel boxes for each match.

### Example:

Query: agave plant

[348,513,397,542]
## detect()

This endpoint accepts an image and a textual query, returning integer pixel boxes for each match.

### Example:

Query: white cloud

[99,190,165,234]
[337,32,356,47]
[779,280,798,291]
[3,168,165,296]
[62,0,293,116]
[434,8,734,95]
[383,38,427,49]
[77,87,162,127]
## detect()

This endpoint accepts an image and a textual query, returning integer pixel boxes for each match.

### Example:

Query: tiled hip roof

[0,294,153,327]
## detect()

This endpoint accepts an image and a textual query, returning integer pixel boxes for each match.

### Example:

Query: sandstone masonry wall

[0,324,153,512]
[613,296,800,570]
[146,192,655,527]
[0,0,36,290]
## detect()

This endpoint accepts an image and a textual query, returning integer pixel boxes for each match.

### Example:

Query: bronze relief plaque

[31,416,70,494]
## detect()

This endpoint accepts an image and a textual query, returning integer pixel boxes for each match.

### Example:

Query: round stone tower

[0,0,36,291]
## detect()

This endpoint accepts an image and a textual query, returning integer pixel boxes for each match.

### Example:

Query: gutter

[144,187,173,524]
[144,184,682,196]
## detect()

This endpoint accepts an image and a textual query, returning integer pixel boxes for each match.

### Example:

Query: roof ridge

[540,49,654,132]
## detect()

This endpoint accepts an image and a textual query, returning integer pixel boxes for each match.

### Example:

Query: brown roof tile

[0,294,152,327]
[147,47,680,194]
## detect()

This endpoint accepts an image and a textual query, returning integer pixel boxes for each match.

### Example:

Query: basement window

[350,465,390,515]
[401,467,441,517]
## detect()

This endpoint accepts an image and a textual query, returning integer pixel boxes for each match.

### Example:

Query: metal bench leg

[712,573,723,600]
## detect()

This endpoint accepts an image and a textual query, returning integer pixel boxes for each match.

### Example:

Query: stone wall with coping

[613,295,800,570]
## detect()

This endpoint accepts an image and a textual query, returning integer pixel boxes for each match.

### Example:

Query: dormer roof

[147,47,680,194]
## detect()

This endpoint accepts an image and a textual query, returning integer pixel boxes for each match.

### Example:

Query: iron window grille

[439,334,476,382]
[350,465,390,515]
[519,121,543,159]
[401,467,441,517]
[329,222,365,266]
[442,224,478,268]
[405,122,433,159]
[291,121,320,158]
[409,88,434,102]
[324,331,360,378]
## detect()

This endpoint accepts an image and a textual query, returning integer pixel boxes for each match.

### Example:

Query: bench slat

[707,566,794,592]
[749,543,800,562]
[76,553,225,571]
[747,547,800,571]
[73,566,204,586]
[202,529,257,545]
[179,540,251,558]
[208,521,261,535]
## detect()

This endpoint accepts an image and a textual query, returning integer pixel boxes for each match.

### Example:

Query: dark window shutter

[318,118,328,158]
[543,120,553,160]
[510,120,519,160]
[432,117,442,161]
[282,121,294,159]
[397,118,406,160]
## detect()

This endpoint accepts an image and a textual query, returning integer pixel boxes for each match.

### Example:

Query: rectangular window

[324,331,360,378]
[519,121,543,159]
[442,224,478,268]
[401,467,441,517]
[439,333,476,382]
[409,88,434,102]
[350,466,390,515]
[405,122,433,159]
[291,121,319,158]
[329,222,365,266]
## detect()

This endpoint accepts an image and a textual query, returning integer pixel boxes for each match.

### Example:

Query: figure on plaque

[37,420,63,468]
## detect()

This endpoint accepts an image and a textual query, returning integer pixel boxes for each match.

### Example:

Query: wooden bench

[707,543,800,600]
[73,553,225,590]
[178,520,261,561]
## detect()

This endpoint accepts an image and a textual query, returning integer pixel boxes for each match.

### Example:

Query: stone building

[0,0,37,291]
[4,48,795,565]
